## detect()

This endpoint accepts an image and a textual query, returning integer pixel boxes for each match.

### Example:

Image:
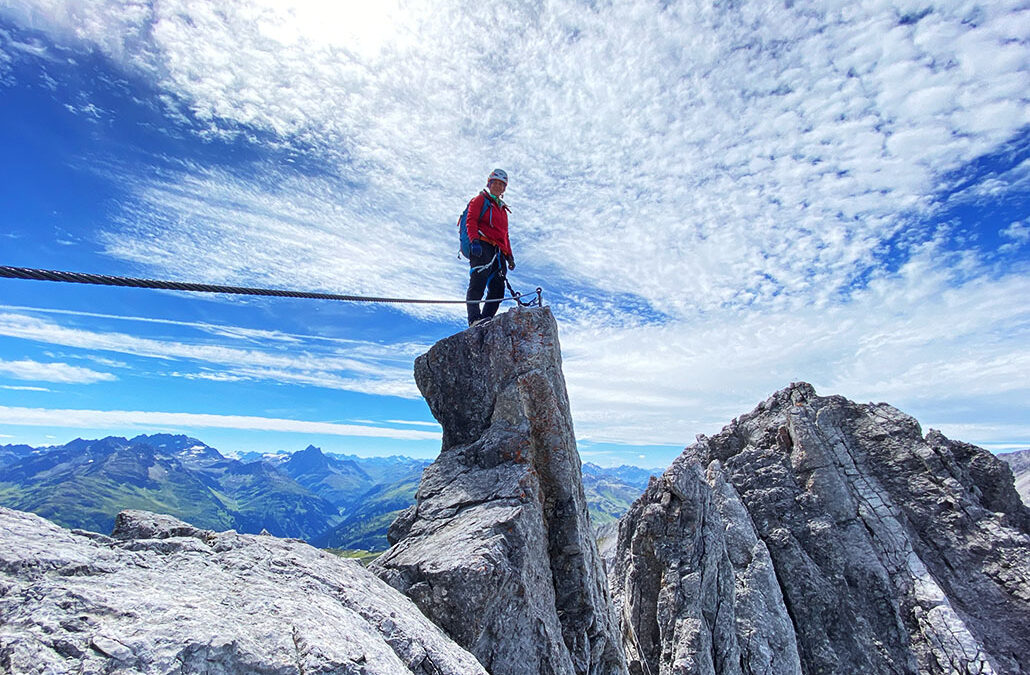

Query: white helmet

[488,168,508,185]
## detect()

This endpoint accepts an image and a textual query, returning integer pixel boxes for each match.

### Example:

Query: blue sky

[0,0,1027,469]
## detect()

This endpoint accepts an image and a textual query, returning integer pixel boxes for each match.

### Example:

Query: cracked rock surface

[0,508,486,674]
[613,382,1030,675]
[370,307,627,675]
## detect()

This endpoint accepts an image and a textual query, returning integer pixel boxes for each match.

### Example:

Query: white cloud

[85,356,130,369]
[98,164,475,322]
[945,157,1030,211]
[1002,220,1030,243]
[0,31,11,84]
[984,443,1030,454]
[932,426,1030,453]
[0,304,413,348]
[383,419,441,428]
[0,358,115,384]
[169,371,250,383]
[0,385,51,392]
[561,250,1030,447]
[0,312,422,397]
[0,405,441,440]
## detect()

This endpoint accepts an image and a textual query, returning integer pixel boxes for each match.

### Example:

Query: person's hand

[507,257,516,271]
[470,240,482,258]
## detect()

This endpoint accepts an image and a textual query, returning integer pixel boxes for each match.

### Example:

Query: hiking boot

[471,317,492,327]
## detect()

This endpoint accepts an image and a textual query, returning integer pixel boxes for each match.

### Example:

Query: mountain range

[0,434,654,550]
[999,448,1030,505]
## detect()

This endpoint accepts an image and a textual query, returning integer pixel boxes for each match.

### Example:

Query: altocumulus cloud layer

[1,0,1028,449]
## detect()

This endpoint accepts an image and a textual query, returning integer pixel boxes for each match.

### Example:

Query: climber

[464,168,515,327]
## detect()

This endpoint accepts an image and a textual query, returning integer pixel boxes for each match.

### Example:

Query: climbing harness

[467,252,539,309]
[0,266,543,308]
[469,252,500,276]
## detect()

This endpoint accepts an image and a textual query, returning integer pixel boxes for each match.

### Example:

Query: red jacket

[465,190,512,259]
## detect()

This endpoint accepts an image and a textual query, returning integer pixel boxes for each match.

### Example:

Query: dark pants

[466,241,506,325]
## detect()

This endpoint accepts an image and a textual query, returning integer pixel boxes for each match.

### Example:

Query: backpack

[457,193,497,259]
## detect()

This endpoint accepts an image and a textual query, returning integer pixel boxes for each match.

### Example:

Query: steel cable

[0,266,543,307]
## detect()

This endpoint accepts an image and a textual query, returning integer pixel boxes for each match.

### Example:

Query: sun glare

[255,0,417,59]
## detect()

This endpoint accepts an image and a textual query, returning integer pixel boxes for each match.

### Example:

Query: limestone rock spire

[371,307,627,675]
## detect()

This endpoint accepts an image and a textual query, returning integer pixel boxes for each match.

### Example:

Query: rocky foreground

[0,508,485,674]
[613,382,1030,675]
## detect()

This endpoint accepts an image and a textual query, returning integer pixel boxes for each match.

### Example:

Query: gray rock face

[370,307,627,675]
[614,459,801,675]
[0,507,486,674]
[613,383,1030,675]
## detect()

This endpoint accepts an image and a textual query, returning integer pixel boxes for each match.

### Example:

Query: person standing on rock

[464,168,515,327]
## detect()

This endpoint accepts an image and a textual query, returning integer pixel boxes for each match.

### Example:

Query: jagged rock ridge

[0,507,486,674]
[371,307,627,675]
[613,383,1030,675]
